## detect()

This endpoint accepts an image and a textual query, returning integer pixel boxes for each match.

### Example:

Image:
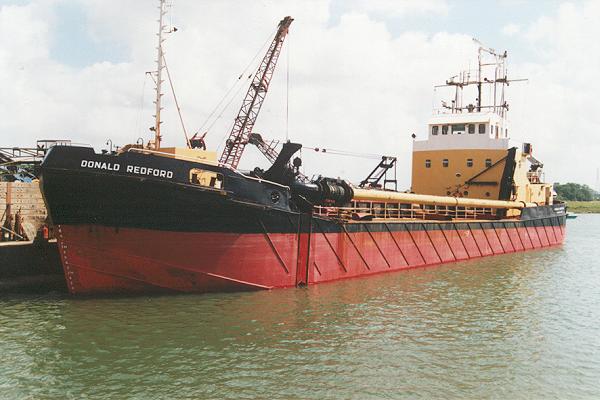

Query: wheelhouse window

[425,159,431,168]
[468,124,475,134]
[478,124,486,134]
[431,126,439,136]
[451,124,465,135]
[467,159,473,167]
[485,159,492,168]
[442,125,449,135]
[189,168,223,189]
[442,159,449,167]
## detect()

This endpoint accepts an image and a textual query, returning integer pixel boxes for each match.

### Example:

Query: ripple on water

[1,216,600,399]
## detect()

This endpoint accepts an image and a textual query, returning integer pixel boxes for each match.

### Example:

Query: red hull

[56,221,565,295]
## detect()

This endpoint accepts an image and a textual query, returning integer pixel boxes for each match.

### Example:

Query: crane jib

[218,16,294,169]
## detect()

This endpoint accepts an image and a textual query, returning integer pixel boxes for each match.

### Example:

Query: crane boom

[218,16,293,169]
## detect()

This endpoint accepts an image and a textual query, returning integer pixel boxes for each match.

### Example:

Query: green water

[1,216,599,399]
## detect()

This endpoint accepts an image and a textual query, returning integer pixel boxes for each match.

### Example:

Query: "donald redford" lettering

[125,165,174,178]
[81,160,120,171]
[80,160,173,179]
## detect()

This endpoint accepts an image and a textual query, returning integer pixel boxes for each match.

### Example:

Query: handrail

[314,201,509,222]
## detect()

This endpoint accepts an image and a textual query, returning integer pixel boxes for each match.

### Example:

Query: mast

[477,47,482,112]
[152,0,167,150]
[436,39,525,118]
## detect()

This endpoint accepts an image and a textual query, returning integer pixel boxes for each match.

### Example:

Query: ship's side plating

[41,146,566,295]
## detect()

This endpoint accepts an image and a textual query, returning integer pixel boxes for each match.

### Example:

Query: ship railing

[0,147,43,163]
[1,141,85,167]
[1,140,74,164]
[431,106,505,117]
[313,201,503,221]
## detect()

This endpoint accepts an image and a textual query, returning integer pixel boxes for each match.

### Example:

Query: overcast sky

[0,0,598,189]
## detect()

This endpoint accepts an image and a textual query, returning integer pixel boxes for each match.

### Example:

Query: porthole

[271,191,281,203]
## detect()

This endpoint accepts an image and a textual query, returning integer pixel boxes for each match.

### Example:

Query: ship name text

[80,160,174,179]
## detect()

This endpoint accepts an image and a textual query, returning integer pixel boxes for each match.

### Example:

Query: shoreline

[566,201,600,214]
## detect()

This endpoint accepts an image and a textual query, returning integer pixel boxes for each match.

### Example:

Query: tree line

[554,183,600,201]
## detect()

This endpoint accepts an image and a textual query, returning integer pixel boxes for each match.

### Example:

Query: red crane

[218,16,293,169]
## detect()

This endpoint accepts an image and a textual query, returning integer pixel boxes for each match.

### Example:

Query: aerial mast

[219,16,294,169]
[151,0,167,150]
[477,46,482,112]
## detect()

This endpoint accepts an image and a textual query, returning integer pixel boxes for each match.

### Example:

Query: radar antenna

[434,38,527,117]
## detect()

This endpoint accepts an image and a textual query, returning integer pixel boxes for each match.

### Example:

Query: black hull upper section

[41,145,301,232]
[40,146,567,235]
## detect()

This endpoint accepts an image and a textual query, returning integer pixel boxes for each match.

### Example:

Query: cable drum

[290,177,353,207]
[318,179,353,205]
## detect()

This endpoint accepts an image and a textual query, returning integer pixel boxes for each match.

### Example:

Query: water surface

[1,215,599,399]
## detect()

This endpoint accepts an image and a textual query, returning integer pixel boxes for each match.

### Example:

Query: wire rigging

[285,31,290,142]
[135,75,149,139]
[257,138,392,160]
[163,53,190,147]
[168,0,174,29]
[213,80,254,153]
[196,27,278,136]
[301,146,385,160]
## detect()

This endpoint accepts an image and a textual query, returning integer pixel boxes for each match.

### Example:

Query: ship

[39,5,566,296]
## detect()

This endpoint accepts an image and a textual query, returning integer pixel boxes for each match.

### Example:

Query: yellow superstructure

[159,147,217,163]
[412,148,507,198]
[411,115,552,205]
[409,45,553,206]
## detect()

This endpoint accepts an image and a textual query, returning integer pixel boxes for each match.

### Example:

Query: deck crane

[218,16,293,169]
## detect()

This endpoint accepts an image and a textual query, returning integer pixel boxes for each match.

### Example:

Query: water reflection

[1,217,599,399]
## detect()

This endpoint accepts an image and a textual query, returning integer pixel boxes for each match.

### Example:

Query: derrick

[218,16,293,169]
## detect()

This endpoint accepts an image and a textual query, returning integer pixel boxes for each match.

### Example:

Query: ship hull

[40,145,566,296]
[55,217,565,295]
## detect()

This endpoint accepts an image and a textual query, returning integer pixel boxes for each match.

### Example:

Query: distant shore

[565,201,600,214]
